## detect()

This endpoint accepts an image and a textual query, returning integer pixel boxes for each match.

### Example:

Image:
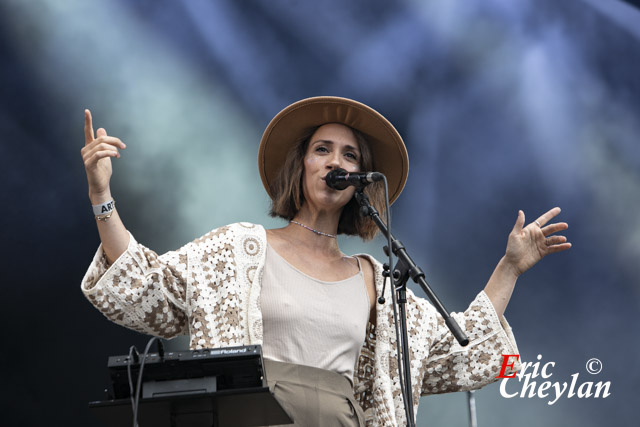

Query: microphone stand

[354,190,469,425]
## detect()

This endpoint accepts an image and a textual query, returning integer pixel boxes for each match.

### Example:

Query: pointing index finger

[84,109,95,145]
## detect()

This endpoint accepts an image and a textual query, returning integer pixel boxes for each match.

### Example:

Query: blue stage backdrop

[1,1,638,426]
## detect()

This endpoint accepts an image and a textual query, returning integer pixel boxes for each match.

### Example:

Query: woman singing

[80,96,571,426]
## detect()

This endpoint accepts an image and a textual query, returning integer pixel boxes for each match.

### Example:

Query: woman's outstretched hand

[504,207,571,277]
[484,207,571,317]
[81,109,126,202]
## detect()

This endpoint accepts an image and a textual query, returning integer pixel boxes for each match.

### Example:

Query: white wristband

[92,199,115,217]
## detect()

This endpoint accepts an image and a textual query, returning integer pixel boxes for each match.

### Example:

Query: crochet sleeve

[80,231,191,339]
[408,290,520,395]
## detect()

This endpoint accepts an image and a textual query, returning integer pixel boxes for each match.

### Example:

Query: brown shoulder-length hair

[268,125,386,241]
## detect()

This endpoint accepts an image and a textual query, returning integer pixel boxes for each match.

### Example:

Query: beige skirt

[264,359,365,427]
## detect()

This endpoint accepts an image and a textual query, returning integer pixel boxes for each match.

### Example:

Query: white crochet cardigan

[81,222,519,426]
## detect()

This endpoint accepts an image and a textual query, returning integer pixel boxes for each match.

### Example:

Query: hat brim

[258,96,409,204]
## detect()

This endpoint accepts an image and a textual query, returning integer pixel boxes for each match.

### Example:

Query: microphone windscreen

[325,168,349,190]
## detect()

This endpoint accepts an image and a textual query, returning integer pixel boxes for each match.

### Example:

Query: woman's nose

[326,153,342,169]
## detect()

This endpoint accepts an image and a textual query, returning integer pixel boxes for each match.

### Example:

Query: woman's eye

[346,152,358,160]
[316,146,329,153]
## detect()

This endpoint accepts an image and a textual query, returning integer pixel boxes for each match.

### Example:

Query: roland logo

[210,348,248,356]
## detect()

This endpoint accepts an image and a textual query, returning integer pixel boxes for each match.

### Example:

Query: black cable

[132,336,159,427]
[127,345,139,411]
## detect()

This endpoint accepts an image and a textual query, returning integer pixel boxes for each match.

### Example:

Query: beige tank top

[261,243,370,383]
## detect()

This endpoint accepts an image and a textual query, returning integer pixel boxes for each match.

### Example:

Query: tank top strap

[352,255,362,272]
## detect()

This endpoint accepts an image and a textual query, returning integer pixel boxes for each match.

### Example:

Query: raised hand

[80,109,126,202]
[504,207,571,277]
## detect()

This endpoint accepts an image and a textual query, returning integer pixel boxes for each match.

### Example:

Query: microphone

[325,168,384,190]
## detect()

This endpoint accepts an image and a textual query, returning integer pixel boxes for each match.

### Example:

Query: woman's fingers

[83,147,118,169]
[81,136,126,158]
[94,128,126,149]
[545,241,572,253]
[84,109,95,145]
[544,235,568,246]
[541,222,569,237]
[94,135,126,149]
[83,111,126,150]
[87,149,120,165]
[511,210,525,234]
[82,140,124,165]
[534,207,562,228]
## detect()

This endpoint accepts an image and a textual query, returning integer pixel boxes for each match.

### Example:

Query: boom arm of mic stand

[355,191,469,346]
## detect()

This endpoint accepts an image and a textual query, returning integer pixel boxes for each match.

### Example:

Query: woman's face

[301,123,361,213]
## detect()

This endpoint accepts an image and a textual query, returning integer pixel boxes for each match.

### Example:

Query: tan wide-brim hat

[258,96,409,204]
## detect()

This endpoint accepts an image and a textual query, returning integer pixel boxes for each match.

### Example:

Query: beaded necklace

[289,220,337,238]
